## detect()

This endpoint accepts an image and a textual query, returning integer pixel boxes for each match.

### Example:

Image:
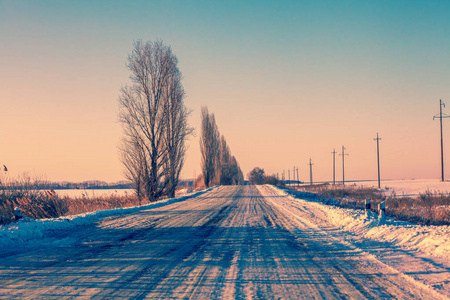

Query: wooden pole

[309,158,314,185]
[374,133,382,188]
[332,148,336,185]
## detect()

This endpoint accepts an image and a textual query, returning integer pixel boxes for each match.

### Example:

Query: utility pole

[309,158,314,185]
[374,133,382,188]
[293,166,296,185]
[332,148,337,185]
[434,99,449,182]
[288,169,290,186]
[340,146,349,185]
[296,167,299,186]
[292,167,294,185]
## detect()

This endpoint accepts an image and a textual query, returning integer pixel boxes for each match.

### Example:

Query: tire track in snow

[250,187,372,299]
[97,186,238,299]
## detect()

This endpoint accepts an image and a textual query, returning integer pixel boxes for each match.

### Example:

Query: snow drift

[267,185,450,261]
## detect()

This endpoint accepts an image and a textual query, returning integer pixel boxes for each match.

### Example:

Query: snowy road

[0,185,448,299]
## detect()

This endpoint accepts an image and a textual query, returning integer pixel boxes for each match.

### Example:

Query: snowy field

[355,178,450,197]
[1,185,449,298]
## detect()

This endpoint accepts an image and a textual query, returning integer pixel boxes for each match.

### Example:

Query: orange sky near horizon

[1,1,450,183]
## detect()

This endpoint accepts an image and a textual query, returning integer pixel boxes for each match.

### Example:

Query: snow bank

[269,185,450,260]
[0,186,216,255]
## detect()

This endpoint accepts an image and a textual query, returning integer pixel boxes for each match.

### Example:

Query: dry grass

[0,191,66,224]
[0,189,147,225]
[294,184,450,226]
[59,193,147,216]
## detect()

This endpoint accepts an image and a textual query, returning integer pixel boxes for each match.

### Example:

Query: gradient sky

[1,0,450,183]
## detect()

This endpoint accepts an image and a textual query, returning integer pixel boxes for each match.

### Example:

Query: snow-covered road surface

[1,185,449,299]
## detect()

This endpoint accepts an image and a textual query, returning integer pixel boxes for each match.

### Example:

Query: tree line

[119,40,244,200]
[200,107,244,187]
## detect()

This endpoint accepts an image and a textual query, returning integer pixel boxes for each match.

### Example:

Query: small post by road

[309,158,314,185]
[365,199,371,219]
[379,201,386,223]
[374,133,382,188]
[332,148,336,185]
[296,167,299,187]
[433,99,449,182]
[339,146,349,185]
[13,207,22,222]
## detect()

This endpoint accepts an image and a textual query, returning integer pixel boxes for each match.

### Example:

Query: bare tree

[200,106,220,187]
[119,40,191,201]
[218,136,233,185]
[200,110,244,187]
[163,68,194,198]
[248,167,265,185]
[119,136,147,203]
[231,156,244,185]
[220,136,231,166]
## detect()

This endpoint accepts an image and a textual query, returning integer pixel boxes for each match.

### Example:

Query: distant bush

[248,167,265,185]
[248,167,284,186]
[264,175,284,187]
[294,184,450,226]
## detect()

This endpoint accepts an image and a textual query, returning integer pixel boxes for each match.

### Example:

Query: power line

[433,99,450,182]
